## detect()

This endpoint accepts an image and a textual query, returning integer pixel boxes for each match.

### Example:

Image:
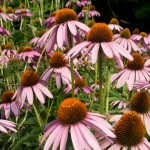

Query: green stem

[98,48,104,114]
[18,110,28,129]
[105,69,111,115]
[46,99,54,122]
[35,47,46,73]
[71,60,75,97]
[32,104,43,131]
[19,18,23,30]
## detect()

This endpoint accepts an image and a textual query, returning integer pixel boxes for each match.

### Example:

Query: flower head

[111,53,150,90]
[114,28,139,53]
[13,70,53,105]
[40,97,115,150]
[37,8,90,52]
[67,23,133,64]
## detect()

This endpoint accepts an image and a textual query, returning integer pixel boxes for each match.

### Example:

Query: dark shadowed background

[92,0,150,33]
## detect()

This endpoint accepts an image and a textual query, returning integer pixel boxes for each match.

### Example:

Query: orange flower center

[21,70,39,87]
[37,30,46,37]
[2,91,15,103]
[17,46,25,53]
[130,91,150,114]
[6,7,14,14]
[55,8,78,24]
[18,3,25,9]
[87,23,113,43]
[109,18,119,25]
[75,78,86,87]
[126,53,144,70]
[23,46,32,52]
[0,5,3,13]
[115,111,145,147]
[57,98,87,125]
[50,52,68,68]
[20,9,26,14]
[133,28,140,34]
[140,32,147,37]
[5,43,13,50]
[90,5,96,11]
[120,28,131,39]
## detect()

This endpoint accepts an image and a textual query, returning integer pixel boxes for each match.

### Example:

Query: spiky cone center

[140,32,147,37]
[109,18,119,25]
[2,91,15,103]
[5,43,13,50]
[20,9,26,14]
[52,11,57,16]
[17,46,25,53]
[18,3,25,9]
[37,30,46,37]
[1,45,5,50]
[23,46,32,52]
[6,7,14,14]
[130,91,150,114]
[115,111,145,147]
[87,23,113,43]
[21,70,39,87]
[120,28,131,39]
[87,20,95,28]
[90,5,96,11]
[133,28,140,34]
[75,78,86,87]
[126,53,144,70]
[55,8,78,24]
[57,98,87,125]
[50,52,68,68]
[0,5,3,13]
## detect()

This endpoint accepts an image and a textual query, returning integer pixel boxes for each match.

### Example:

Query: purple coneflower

[64,77,93,94]
[108,111,150,150]
[1,43,17,56]
[111,53,150,91]
[43,11,56,29]
[38,8,90,52]
[40,97,115,150]
[113,28,139,53]
[0,91,31,119]
[133,80,150,90]
[65,0,82,7]
[18,46,40,62]
[67,23,133,64]
[110,91,150,136]
[0,119,17,133]
[6,6,17,21]
[15,8,32,20]
[78,5,100,19]
[0,26,10,36]
[0,5,12,21]
[13,70,53,105]
[108,18,123,32]
[131,32,150,49]
[41,52,81,89]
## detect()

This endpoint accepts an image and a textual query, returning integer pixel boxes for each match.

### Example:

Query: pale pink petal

[91,43,99,64]
[70,125,82,150]
[4,104,10,119]
[73,20,90,32]
[101,43,113,58]
[21,87,28,104]
[83,86,92,93]
[44,124,63,150]
[126,71,135,90]
[55,73,61,89]
[78,123,101,150]
[37,83,53,98]
[74,87,79,95]
[33,85,45,104]
[57,24,64,49]
[11,103,20,116]
[26,87,34,105]
[0,124,8,133]
[68,21,77,36]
